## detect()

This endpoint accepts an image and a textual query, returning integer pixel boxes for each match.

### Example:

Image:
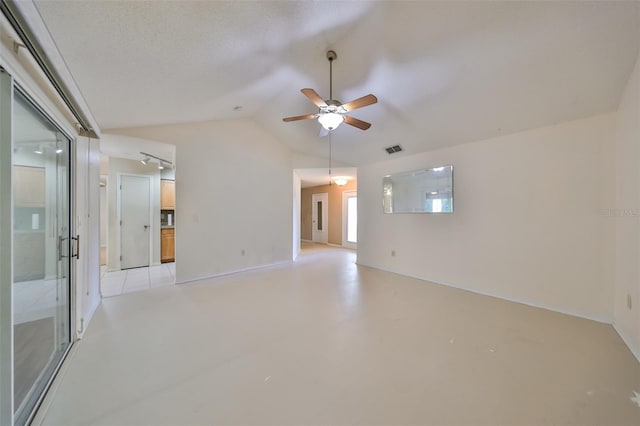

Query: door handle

[71,235,79,260]
[58,236,65,261]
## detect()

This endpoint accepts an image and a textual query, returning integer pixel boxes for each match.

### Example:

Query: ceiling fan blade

[301,88,328,108]
[344,115,372,130]
[282,114,317,122]
[341,94,378,112]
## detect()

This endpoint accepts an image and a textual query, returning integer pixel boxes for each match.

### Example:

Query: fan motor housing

[321,99,345,114]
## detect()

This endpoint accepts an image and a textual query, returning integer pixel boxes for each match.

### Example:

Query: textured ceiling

[34,1,640,166]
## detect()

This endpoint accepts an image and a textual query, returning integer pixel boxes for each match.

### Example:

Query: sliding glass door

[9,83,73,424]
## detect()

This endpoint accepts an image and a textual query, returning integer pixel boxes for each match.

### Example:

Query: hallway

[35,248,639,425]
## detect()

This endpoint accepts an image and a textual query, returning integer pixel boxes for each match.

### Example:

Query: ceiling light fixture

[332,176,349,186]
[318,112,345,131]
[55,148,63,154]
[139,152,173,169]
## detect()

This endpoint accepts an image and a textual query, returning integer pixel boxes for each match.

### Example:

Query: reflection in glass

[383,165,453,213]
[12,89,71,424]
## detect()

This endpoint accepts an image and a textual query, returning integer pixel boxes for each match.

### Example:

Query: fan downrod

[327,50,337,99]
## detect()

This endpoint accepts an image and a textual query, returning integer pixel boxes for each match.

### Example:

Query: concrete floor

[35,244,639,425]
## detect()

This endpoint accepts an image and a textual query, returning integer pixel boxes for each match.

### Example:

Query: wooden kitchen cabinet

[161,228,175,263]
[160,180,175,210]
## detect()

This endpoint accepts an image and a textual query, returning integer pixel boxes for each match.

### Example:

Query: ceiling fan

[282,50,377,133]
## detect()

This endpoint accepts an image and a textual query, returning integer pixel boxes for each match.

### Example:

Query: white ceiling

[100,133,176,164]
[33,1,640,166]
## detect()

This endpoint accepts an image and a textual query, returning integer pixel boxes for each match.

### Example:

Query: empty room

[0,1,639,425]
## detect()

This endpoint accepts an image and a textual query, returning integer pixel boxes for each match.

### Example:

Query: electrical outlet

[391,250,396,257]
[627,294,632,310]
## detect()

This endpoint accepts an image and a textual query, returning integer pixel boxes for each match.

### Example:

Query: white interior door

[120,175,150,269]
[312,193,328,244]
[342,191,357,249]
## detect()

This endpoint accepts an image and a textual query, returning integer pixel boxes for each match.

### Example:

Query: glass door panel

[12,89,71,424]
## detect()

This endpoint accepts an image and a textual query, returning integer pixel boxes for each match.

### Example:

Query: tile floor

[36,246,639,425]
[100,263,175,297]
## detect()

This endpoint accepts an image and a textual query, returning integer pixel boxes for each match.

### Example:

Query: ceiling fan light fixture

[332,176,349,186]
[282,50,376,132]
[318,112,344,131]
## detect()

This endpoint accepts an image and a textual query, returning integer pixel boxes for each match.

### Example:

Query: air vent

[385,145,403,154]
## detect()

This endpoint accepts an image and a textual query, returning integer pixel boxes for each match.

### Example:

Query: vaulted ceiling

[34,1,639,166]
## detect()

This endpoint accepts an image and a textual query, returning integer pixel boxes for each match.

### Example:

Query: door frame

[99,175,108,267]
[116,173,152,270]
[311,192,329,244]
[342,190,357,250]
[0,65,14,426]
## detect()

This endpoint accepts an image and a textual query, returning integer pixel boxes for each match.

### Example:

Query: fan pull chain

[329,133,332,186]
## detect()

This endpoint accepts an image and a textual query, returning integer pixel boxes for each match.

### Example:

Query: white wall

[75,136,101,336]
[105,157,161,269]
[358,113,615,322]
[613,53,640,360]
[112,118,294,283]
[293,171,301,260]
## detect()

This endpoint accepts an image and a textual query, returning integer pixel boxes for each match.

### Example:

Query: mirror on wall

[383,165,453,213]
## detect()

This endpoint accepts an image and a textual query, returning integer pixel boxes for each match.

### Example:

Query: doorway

[119,175,151,269]
[311,193,328,244]
[342,191,357,249]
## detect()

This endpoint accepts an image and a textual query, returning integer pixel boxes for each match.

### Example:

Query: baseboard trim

[301,240,346,247]
[356,262,614,325]
[175,260,292,285]
[613,324,640,363]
